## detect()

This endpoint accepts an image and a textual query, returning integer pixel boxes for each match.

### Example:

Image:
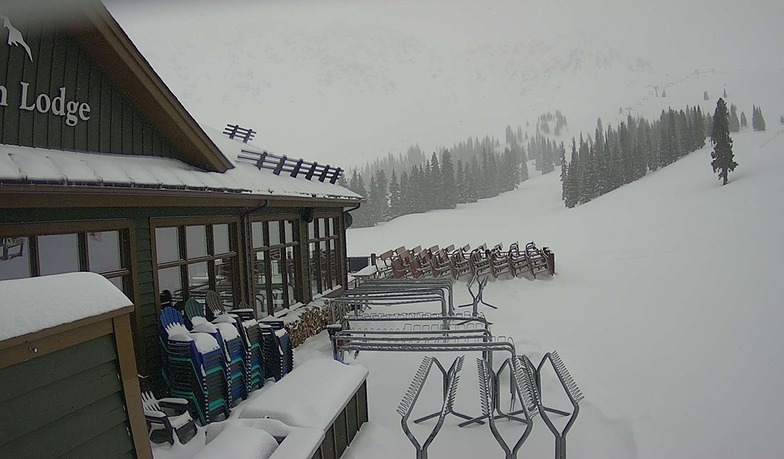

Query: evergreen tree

[399,171,411,215]
[728,104,740,132]
[519,145,529,181]
[455,160,466,204]
[740,111,747,128]
[388,170,401,219]
[468,156,481,202]
[564,139,579,208]
[752,105,767,131]
[704,90,709,101]
[441,150,457,209]
[710,98,737,186]
[661,88,667,98]
[723,88,727,98]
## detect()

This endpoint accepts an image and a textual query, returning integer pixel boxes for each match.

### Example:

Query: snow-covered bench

[240,358,369,459]
[193,419,325,459]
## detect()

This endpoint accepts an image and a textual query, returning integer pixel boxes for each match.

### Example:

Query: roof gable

[0,0,232,172]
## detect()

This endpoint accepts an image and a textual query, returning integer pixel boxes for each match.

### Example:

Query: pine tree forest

[562,105,708,208]
[344,102,765,227]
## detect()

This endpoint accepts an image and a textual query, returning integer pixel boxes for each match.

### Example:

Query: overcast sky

[107,0,784,167]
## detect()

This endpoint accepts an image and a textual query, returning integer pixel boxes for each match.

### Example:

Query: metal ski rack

[535,351,584,459]
[329,287,453,321]
[397,355,465,459]
[341,311,491,331]
[457,274,497,315]
[477,356,540,459]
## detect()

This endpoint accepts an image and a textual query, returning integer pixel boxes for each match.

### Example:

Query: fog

[106,0,784,167]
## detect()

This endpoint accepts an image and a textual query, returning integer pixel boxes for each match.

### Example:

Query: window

[307,215,343,296]
[0,226,132,297]
[251,218,299,316]
[153,221,239,310]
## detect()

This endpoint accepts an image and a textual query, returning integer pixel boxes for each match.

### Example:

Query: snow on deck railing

[237,148,343,185]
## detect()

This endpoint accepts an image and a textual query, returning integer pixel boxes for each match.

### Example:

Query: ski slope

[336,128,784,458]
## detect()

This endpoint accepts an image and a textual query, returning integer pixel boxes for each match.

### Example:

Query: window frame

[307,213,344,296]
[150,216,242,313]
[249,215,301,317]
[0,220,135,296]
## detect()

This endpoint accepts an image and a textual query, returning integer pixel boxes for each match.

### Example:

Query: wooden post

[113,314,153,459]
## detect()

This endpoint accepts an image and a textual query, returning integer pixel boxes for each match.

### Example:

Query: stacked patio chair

[209,314,250,405]
[159,307,231,425]
[185,297,250,405]
[259,320,294,381]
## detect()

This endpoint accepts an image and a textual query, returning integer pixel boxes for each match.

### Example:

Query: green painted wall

[0,15,174,158]
[0,334,135,458]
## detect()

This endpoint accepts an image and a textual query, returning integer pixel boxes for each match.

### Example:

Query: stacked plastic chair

[185,297,249,406]
[159,307,231,425]
[238,317,265,391]
[209,315,250,406]
[259,320,294,381]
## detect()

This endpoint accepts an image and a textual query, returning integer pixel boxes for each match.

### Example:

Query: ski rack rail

[397,356,465,459]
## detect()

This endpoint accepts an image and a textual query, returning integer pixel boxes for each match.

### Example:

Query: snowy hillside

[335,128,784,458]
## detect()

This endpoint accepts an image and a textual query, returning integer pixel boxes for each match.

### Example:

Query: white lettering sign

[0,84,7,107]
[18,82,90,126]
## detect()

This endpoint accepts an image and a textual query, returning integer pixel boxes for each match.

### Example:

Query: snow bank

[0,272,132,342]
[240,358,368,430]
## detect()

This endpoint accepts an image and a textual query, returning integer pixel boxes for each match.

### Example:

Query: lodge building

[0,2,362,456]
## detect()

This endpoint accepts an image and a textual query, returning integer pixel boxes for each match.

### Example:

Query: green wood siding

[0,17,175,159]
[0,334,135,459]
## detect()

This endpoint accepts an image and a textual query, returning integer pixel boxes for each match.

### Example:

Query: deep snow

[154,128,784,458]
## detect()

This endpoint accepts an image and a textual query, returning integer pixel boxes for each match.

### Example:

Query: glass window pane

[269,221,281,246]
[252,222,265,248]
[186,225,207,258]
[284,220,294,243]
[108,276,124,292]
[188,262,209,298]
[214,224,230,255]
[309,242,320,296]
[38,233,79,276]
[270,248,286,311]
[308,221,315,239]
[88,231,121,273]
[0,237,31,280]
[318,218,327,238]
[155,227,180,263]
[253,251,268,315]
[215,257,235,308]
[158,266,182,308]
[286,247,299,305]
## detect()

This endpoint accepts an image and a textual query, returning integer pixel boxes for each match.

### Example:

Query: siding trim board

[0,307,130,369]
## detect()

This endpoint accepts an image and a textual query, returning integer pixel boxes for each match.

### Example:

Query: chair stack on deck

[185,297,249,406]
[364,241,554,283]
[259,320,294,381]
[159,307,231,425]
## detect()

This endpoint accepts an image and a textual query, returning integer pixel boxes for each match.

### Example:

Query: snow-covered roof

[0,127,361,202]
[0,272,133,342]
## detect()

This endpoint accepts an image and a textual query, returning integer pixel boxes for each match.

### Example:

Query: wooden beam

[113,314,152,459]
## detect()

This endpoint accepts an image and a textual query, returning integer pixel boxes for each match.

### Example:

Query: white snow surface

[153,127,784,459]
[0,272,132,342]
[239,358,368,430]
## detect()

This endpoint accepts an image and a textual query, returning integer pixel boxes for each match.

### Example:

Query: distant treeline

[343,111,568,227]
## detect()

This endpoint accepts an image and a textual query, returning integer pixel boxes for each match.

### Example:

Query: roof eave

[71,0,233,173]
